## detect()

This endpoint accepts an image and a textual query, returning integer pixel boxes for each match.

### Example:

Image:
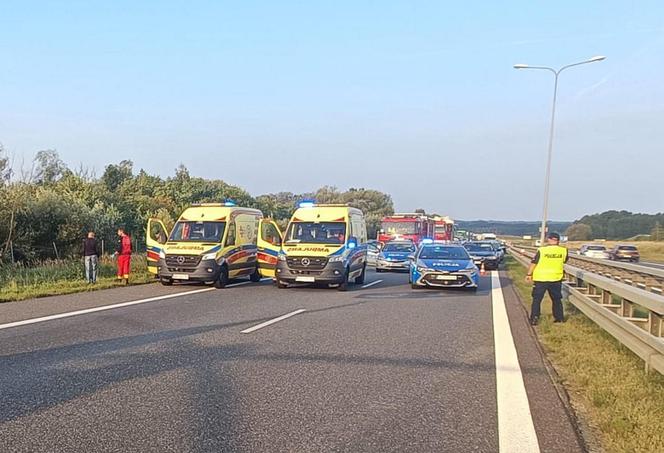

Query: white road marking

[0,277,272,331]
[0,287,215,331]
[361,280,383,289]
[491,271,540,452]
[241,309,306,334]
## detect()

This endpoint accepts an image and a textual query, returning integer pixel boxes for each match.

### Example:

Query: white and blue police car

[408,240,479,290]
[376,240,416,272]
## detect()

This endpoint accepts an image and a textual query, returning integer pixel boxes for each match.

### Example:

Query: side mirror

[347,237,358,249]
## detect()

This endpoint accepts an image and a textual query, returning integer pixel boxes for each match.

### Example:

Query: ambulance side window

[261,222,282,246]
[225,222,236,247]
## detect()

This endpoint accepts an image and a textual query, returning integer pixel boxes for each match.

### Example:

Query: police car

[409,240,479,290]
[376,240,416,272]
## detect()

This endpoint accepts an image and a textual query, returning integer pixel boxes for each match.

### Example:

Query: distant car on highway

[409,242,479,290]
[578,244,609,259]
[608,245,640,263]
[463,241,500,270]
[376,241,416,272]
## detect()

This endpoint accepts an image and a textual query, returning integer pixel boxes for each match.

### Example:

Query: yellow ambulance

[146,202,282,288]
[276,203,368,290]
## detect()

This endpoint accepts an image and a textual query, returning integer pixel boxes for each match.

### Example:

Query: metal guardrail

[514,245,664,294]
[510,246,664,374]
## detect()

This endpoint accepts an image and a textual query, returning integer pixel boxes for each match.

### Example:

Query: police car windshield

[419,246,469,260]
[169,221,226,242]
[383,243,416,253]
[285,222,346,245]
[381,221,417,234]
[465,243,494,252]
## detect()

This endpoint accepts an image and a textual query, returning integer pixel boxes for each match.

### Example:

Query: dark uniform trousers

[531,280,564,321]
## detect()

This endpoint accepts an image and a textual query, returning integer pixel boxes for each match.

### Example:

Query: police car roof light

[421,238,434,244]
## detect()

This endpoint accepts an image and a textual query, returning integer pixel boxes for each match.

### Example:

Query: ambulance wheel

[250,266,261,282]
[160,278,172,286]
[214,267,229,289]
[354,264,366,285]
[338,269,349,291]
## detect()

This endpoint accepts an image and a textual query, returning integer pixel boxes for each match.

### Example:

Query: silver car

[578,244,609,259]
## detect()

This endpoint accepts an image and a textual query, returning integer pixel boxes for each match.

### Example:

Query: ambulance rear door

[257,219,282,278]
[146,218,169,274]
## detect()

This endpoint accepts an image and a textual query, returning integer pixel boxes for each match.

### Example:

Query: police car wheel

[354,265,366,285]
[338,270,349,291]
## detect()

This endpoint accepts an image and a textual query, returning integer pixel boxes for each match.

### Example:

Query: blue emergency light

[298,200,316,208]
[421,238,434,244]
[224,200,237,207]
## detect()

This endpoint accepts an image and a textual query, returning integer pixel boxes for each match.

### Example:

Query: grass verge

[505,255,664,453]
[0,255,154,303]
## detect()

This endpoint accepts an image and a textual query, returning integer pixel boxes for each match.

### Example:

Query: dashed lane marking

[240,309,307,334]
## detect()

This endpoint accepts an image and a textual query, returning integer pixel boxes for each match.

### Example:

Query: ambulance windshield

[285,222,346,245]
[169,221,226,242]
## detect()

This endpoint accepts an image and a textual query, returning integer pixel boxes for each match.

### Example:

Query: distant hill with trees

[456,220,572,237]
[565,210,664,241]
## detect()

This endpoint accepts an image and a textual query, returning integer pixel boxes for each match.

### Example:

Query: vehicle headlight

[416,266,430,272]
[329,255,345,262]
[201,252,217,261]
[159,250,166,259]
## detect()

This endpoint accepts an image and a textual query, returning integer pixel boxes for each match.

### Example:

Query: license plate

[173,273,189,280]
[436,275,457,281]
[295,276,315,283]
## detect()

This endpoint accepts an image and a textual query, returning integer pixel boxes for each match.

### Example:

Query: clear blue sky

[1,1,663,220]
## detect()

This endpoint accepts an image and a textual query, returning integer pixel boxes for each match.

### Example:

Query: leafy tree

[34,150,67,185]
[565,223,593,241]
[652,222,664,242]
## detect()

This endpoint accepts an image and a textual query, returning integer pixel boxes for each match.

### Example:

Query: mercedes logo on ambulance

[301,258,311,267]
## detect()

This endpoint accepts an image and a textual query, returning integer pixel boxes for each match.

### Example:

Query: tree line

[565,210,664,241]
[0,147,394,263]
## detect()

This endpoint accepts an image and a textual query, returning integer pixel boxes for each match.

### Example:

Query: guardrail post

[621,299,634,318]
[650,313,663,338]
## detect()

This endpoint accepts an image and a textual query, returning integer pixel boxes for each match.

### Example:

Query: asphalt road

[0,269,585,453]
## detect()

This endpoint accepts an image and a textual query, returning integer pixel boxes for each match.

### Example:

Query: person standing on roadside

[83,231,99,284]
[525,232,568,325]
[114,228,132,285]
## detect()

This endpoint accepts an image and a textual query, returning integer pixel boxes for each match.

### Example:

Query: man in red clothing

[114,228,132,284]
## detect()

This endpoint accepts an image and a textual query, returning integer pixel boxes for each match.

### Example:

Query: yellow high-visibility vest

[532,245,567,282]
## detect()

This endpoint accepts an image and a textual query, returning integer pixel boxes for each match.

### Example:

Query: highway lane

[0,269,584,452]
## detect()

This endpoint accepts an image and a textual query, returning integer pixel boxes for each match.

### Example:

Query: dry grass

[0,255,154,302]
[506,255,664,453]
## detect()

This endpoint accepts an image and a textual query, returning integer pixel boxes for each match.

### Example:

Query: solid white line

[491,271,540,453]
[0,287,216,331]
[240,309,306,334]
[361,280,383,289]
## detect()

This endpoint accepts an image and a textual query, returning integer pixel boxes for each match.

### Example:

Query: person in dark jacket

[114,228,132,284]
[83,231,99,284]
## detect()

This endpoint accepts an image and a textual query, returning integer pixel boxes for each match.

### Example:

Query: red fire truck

[378,214,435,245]
[432,215,455,241]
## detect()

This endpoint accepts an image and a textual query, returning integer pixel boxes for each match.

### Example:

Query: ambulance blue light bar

[298,200,316,208]
[224,200,237,207]
[421,238,434,244]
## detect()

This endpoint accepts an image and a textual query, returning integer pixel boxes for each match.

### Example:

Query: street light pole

[514,56,606,246]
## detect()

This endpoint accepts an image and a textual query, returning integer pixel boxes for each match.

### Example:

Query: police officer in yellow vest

[525,232,568,325]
